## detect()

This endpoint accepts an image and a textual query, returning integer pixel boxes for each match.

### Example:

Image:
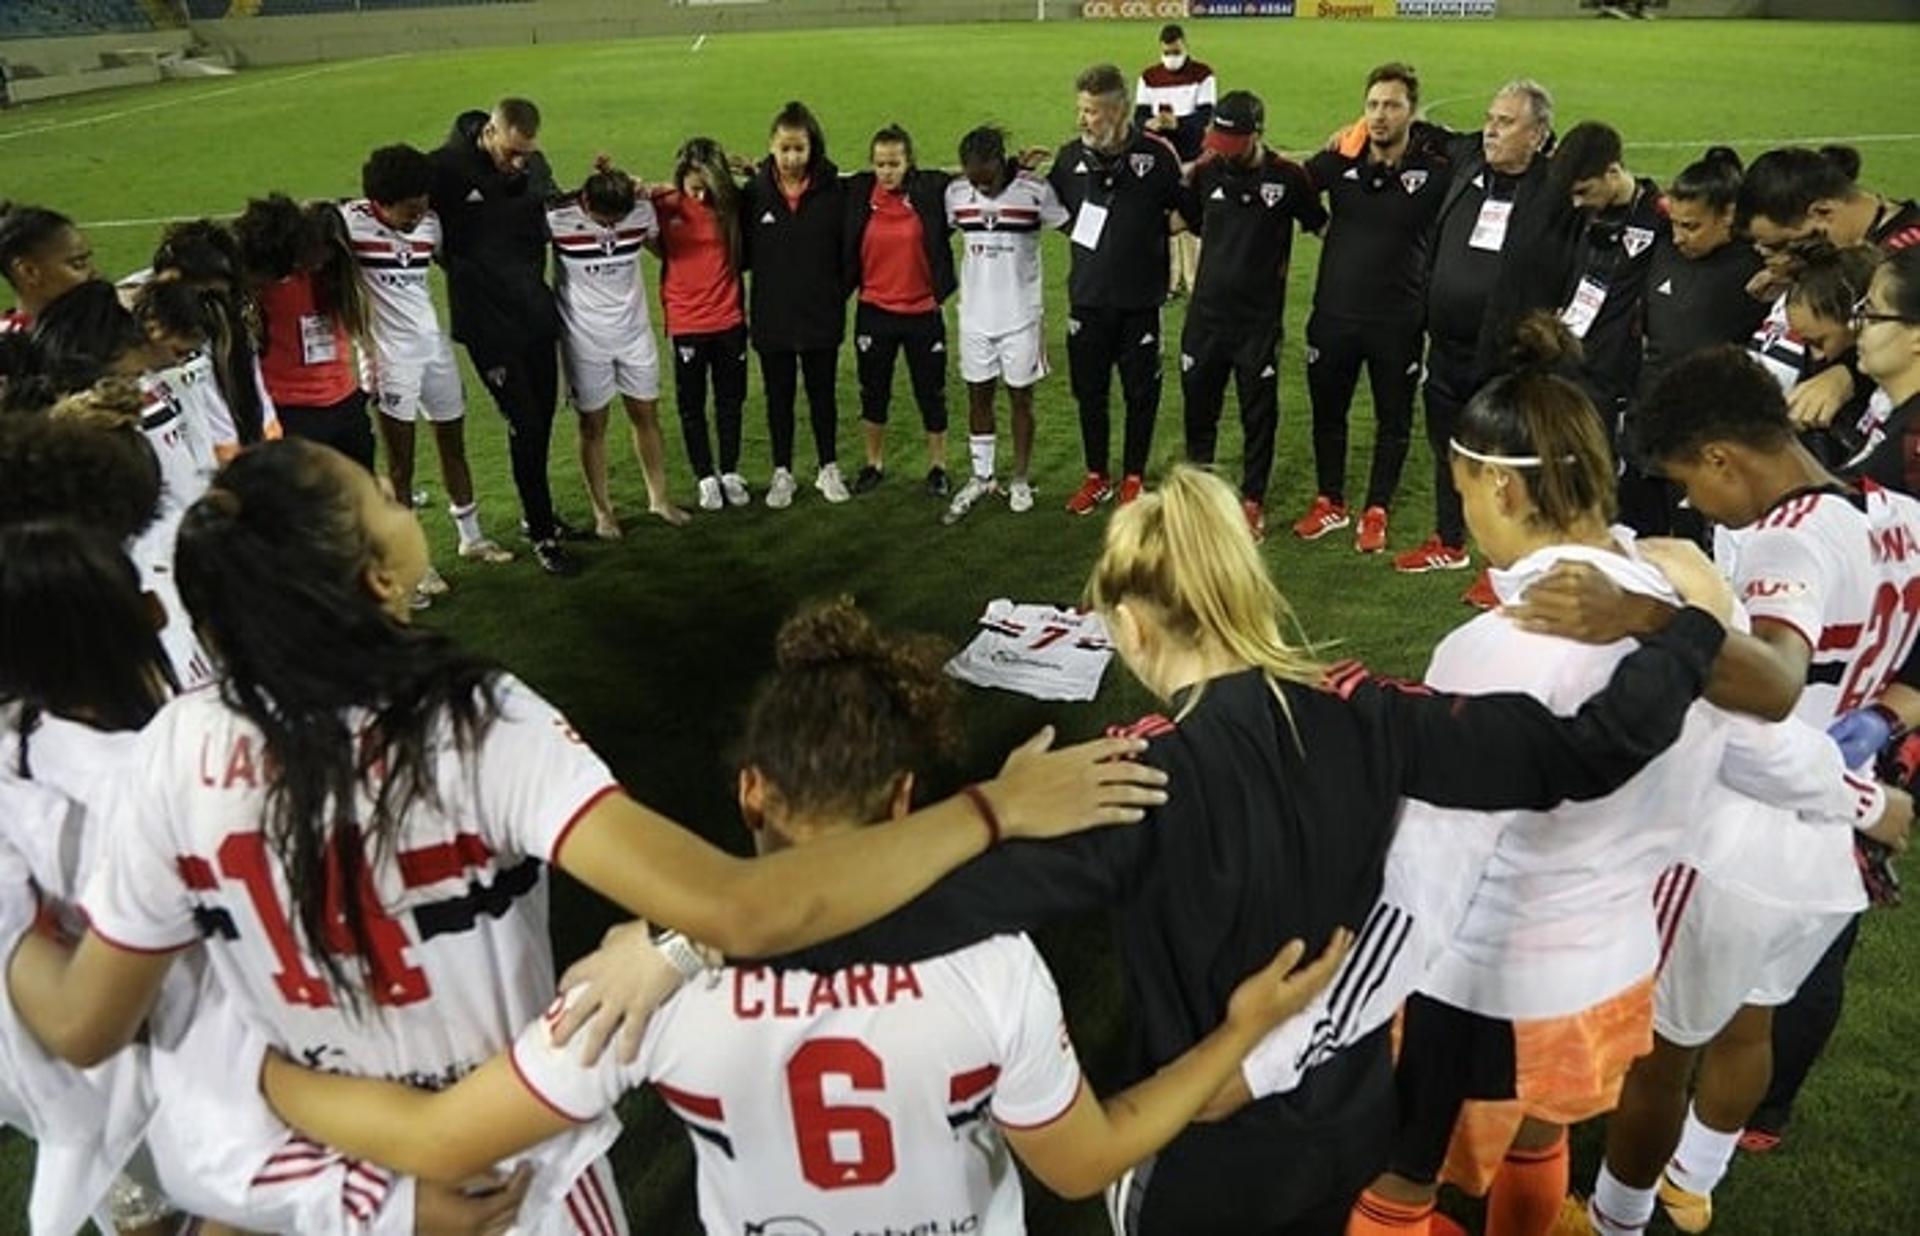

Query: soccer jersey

[946,172,1069,337]
[148,349,280,457]
[1049,131,1184,312]
[546,198,658,353]
[1305,126,1455,325]
[132,374,218,690]
[1686,481,1920,911]
[1183,152,1326,334]
[82,675,619,1086]
[511,934,1082,1236]
[340,200,446,365]
[944,599,1114,702]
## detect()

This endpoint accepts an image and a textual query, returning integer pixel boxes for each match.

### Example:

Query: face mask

[1162,52,1187,71]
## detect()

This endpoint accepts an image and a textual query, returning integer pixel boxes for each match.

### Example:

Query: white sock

[449,501,483,546]
[968,433,996,482]
[1589,1163,1656,1233]
[1667,1105,1739,1196]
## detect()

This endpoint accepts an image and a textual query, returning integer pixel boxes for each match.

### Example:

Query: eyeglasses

[1851,294,1919,329]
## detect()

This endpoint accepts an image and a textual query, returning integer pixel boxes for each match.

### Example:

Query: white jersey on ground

[1686,481,1920,912]
[946,173,1069,338]
[339,200,448,368]
[546,198,658,354]
[945,599,1114,702]
[511,934,1083,1236]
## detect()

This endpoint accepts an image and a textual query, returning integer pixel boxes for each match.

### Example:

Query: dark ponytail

[1456,312,1616,532]
[1668,146,1743,211]
[152,220,267,447]
[0,519,174,776]
[30,280,147,394]
[736,598,959,824]
[175,439,502,1008]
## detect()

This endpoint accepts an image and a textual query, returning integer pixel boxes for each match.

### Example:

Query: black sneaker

[533,539,581,577]
[925,466,950,498]
[520,516,592,543]
[853,464,884,495]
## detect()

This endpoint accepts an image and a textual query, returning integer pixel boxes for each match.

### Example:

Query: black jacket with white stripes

[775,608,1724,1221]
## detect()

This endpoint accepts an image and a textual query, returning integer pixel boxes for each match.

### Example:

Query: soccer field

[4,14,1919,1233]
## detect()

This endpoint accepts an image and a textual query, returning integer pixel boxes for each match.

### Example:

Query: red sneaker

[1462,568,1499,610]
[1117,474,1145,506]
[1354,505,1389,554]
[1291,494,1350,541]
[1065,472,1112,516]
[1738,1128,1782,1154]
[1242,497,1267,543]
[1392,535,1469,574]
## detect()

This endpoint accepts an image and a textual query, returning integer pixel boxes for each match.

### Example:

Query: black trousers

[672,325,747,479]
[1305,311,1422,510]
[1421,338,1476,548]
[855,303,948,433]
[467,336,560,541]
[1751,915,1860,1132]
[278,389,375,473]
[760,345,839,470]
[1181,316,1281,501]
[1067,303,1162,478]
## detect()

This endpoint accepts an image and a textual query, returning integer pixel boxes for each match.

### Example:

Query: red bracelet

[961,784,1002,850]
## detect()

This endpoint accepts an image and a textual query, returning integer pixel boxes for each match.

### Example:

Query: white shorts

[959,321,1048,388]
[1653,864,1855,1048]
[367,345,464,424]
[565,331,661,410]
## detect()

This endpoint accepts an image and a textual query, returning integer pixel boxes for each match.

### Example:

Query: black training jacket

[741,157,847,352]
[840,168,957,306]
[428,110,560,355]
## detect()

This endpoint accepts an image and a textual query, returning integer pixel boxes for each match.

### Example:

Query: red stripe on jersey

[654,1080,725,1122]
[254,1163,334,1186]
[1323,659,1369,699]
[1657,867,1698,968]
[997,1074,1086,1131]
[1106,713,1176,741]
[81,914,196,956]
[342,1182,381,1221]
[1819,623,1864,652]
[583,1166,620,1236]
[347,1160,390,1196]
[547,782,624,865]
[565,1192,601,1236]
[949,1063,1002,1104]
[397,832,497,888]
[1881,225,1920,252]
[176,854,219,891]
[507,1041,594,1124]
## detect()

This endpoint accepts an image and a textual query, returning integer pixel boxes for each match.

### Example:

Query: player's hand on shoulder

[1787,366,1856,429]
[1507,559,1686,643]
[1226,929,1351,1039]
[1016,146,1052,171]
[1864,785,1912,854]
[1637,538,1736,626]
[552,920,703,1067]
[982,726,1171,840]
[413,1163,532,1236]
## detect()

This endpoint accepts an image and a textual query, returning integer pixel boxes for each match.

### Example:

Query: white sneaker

[815,463,850,504]
[696,476,723,511]
[1009,479,1035,513]
[943,475,998,526]
[766,468,797,510]
[456,538,514,564]
[721,472,750,507]
[417,564,451,596]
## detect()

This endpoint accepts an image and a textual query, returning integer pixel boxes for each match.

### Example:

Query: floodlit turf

[3,14,1918,1233]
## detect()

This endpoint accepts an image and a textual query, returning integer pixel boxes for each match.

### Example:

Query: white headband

[1448,438,1578,468]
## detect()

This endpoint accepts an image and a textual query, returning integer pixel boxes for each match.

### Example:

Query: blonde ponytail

[1088,466,1327,717]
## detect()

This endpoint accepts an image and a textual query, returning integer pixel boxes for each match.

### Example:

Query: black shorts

[1388,993,1520,1185]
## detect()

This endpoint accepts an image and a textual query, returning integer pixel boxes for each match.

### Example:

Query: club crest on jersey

[1260,182,1286,208]
[744,1219,826,1236]
[599,232,619,255]
[1130,153,1155,179]
[1622,226,1656,258]
[1400,170,1429,195]
[393,245,414,268]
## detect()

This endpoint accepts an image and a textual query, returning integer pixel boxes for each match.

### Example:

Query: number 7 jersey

[510,936,1085,1236]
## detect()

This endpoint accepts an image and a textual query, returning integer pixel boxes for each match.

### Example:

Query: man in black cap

[429,96,578,576]
[1177,91,1326,541]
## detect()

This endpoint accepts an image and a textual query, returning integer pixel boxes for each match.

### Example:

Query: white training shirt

[546,198,658,355]
[511,935,1083,1236]
[946,172,1070,338]
[944,599,1115,702]
[1686,482,1920,912]
[82,675,618,1087]
[133,374,217,690]
[339,200,448,367]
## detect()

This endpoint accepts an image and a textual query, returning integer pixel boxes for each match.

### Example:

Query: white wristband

[654,930,710,981]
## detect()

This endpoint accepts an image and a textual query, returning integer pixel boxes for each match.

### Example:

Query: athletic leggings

[760,345,840,470]
[1421,338,1476,547]
[1305,310,1422,510]
[468,336,560,541]
[672,325,747,479]
[855,302,948,433]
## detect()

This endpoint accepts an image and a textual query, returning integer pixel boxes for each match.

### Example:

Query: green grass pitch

[3,14,1918,1233]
